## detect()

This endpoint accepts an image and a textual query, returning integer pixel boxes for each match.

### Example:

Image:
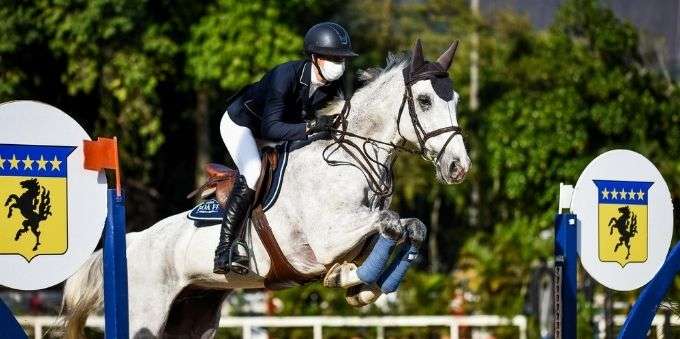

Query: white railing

[593,314,680,339]
[17,315,527,339]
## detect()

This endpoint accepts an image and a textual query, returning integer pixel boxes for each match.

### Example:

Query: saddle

[188,147,321,289]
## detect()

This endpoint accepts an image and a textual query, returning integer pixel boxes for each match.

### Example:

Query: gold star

[611,189,619,199]
[628,189,635,199]
[0,154,5,169]
[50,156,62,171]
[8,154,19,169]
[638,189,645,200]
[36,155,48,171]
[601,188,610,199]
[22,155,34,170]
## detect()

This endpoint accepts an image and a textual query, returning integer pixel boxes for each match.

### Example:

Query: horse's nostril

[449,157,461,174]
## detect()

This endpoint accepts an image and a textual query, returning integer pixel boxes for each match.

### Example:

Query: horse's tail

[61,250,104,339]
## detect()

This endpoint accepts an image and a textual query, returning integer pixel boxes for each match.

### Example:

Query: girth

[251,149,322,289]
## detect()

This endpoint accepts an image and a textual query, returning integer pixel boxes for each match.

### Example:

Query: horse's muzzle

[436,154,470,184]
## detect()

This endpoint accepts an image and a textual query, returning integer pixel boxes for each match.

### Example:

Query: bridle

[322,69,463,198]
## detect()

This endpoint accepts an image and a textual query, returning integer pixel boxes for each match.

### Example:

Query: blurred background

[1,0,679,337]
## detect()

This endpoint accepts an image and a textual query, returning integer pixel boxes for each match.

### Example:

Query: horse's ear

[437,40,459,71]
[410,39,425,74]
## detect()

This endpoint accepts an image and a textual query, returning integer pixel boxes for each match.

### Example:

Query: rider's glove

[305,115,336,135]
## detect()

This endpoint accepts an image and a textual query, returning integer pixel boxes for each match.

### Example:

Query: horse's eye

[417,94,432,110]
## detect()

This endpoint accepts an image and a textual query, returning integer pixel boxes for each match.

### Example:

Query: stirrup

[227,241,250,275]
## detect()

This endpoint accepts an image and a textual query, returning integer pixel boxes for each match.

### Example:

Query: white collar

[310,65,326,87]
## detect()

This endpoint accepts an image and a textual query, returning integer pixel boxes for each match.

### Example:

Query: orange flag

[83,137,122,196]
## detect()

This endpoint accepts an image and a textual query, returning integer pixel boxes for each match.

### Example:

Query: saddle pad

[261,136,317,211]
[187,136,317,224]
[187,198,223,222]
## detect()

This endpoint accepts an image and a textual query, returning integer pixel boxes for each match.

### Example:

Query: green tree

[459,0,680,318]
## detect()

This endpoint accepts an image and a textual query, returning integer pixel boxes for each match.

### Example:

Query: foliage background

[1,0,679,337]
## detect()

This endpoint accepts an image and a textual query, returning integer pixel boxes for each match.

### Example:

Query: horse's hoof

[324,262,362,288]
[346,284,382,307]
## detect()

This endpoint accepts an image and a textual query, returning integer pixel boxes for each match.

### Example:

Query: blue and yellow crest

[594,180,653,267]
[0,144,75,262]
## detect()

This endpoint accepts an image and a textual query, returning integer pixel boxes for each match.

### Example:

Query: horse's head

[398,39,470,184]
[20,178,39,191]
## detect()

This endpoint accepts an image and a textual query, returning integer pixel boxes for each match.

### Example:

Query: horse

[61,39,470,338]
[5,178,52,251]
[609,206,638,259]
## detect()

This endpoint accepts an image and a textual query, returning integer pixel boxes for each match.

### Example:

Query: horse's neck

[337,79,405,166]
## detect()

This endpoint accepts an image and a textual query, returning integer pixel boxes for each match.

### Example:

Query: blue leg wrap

[378,243,418,294]
[357,236,396,284]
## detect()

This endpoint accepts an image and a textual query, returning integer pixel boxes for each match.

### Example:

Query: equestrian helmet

[304,22,358,58]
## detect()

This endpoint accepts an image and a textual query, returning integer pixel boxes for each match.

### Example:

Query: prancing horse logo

[608,205,637,260]
[4,178,52,251]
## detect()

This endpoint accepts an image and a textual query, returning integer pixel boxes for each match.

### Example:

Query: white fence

[18,315,527,339]
[593,314,680,339]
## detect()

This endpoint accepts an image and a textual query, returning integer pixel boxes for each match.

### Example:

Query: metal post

[618,242,680,338]
[450,322,459,339]
[554,184,577,339]
[0,299,27,339]
[470,0,480,111]
[242,324,252,339]
[313,323,322,339]
[376,325,384,339]
[103,189,129,338]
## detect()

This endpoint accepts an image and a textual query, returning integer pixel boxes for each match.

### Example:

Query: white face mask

[317,58,345,82]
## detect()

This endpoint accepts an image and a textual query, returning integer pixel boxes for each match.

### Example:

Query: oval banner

[572,149,673,291]
[0,101,107,290]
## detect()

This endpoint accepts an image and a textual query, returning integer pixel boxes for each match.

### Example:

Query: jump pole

[618,242,680,338]
[85,136,130,338]
[554,183,577,339]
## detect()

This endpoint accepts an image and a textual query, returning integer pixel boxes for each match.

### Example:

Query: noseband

[322,71,463,198]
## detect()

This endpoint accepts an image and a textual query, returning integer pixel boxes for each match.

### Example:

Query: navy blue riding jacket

[226,60,344,141]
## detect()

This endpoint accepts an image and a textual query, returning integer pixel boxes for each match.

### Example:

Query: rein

[322,76,463,198]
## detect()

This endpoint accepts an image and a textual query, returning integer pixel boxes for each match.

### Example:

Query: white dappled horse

[62,39,470,338]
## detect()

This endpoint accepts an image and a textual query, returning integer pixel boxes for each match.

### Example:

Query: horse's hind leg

[30,225,41,251]
[15,221,29,241]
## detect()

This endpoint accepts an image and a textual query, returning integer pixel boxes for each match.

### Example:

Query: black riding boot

[213,175,255,275]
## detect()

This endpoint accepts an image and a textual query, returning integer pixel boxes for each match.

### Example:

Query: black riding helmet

[304,22,358,58]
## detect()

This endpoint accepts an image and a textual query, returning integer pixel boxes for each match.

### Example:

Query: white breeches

[220,111,261,190]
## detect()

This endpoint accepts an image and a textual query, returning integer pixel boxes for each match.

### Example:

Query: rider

[214,22,358,274]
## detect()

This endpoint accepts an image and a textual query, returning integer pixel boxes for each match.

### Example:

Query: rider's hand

[305,115,337,135]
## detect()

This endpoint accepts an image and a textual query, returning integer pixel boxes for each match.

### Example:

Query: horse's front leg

[4,195,18,218]
[323,209,404,288]
[346,218,427,307]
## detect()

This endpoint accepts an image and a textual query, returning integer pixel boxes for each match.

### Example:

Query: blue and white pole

[555,183,577,339]
[103,189,129,338]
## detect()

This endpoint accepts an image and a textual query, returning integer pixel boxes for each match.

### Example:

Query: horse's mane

[357,52,410,83]
[318,52,410,116]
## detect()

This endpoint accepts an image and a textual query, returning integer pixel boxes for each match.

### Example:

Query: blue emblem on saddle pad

[187,198,223,222]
